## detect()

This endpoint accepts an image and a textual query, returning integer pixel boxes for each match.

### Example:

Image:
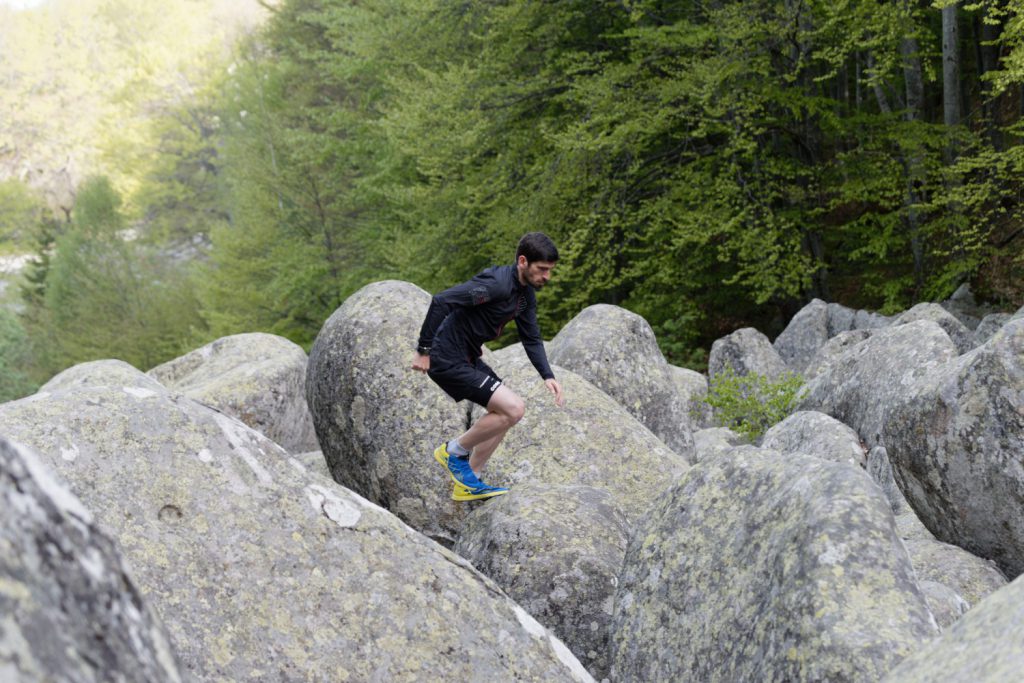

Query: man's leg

[457,385,524,475]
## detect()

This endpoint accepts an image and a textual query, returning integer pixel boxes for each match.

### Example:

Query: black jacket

[417,264,555,380]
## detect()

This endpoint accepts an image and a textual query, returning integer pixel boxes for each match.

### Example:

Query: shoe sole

[452,486,509,502]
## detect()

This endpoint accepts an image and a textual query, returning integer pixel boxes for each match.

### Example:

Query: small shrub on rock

[703,367,805,441]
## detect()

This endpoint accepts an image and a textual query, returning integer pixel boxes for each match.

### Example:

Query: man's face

[519,258,556,289]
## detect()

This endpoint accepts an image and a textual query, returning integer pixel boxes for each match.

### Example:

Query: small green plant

[703,367,806,441]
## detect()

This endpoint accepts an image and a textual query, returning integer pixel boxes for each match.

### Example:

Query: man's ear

[516,254,528,267]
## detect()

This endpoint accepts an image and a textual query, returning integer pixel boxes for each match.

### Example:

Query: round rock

[547,304,695,457]
[148,332,318,453]
[455,484,630,681]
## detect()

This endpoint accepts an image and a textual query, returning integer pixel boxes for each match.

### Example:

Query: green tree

[24,176,204,378]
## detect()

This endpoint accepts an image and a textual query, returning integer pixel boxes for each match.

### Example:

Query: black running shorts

[427,356,503,408]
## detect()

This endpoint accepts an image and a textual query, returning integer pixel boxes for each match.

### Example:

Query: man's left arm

[517,295,564,407]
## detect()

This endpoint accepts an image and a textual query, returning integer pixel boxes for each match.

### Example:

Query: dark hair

[516,232,559,263]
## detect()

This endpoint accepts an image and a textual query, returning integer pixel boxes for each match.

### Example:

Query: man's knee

[489,387,525,426]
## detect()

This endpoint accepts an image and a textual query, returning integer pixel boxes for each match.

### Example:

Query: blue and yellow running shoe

[452,482,509,502]
[433,442,484,488]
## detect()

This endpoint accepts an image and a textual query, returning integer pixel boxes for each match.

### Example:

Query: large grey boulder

[0,368,594,682]
[693,427,746,462]
[973,312,1010,345]
[0,437,186,683]
[148,332,318,453]
[773,299,829,372]
[760,411,866,468]
[893,302,975,354]
[306,281,471,544]
[799,320,958,448]
[904,538,1007,626]
[866,446,910,516]
[610,447,937,683]
[547,304,695,457]
[669,365,714,429]
[708,327,788,380]
[881,573,1024,682]
[454,485,630,681]
[882,318,1024,578]
[472,355,690,522]
[41,358,166,394]
[803,329,874,381]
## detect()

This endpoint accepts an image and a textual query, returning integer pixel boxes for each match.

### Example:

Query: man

[411,232,565,501]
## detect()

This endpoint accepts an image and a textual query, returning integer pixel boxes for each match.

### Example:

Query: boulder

[669,365,714,430]
[0,368,594,682]
[547,304,695,457]
[939,283,986,330]
[610,446,937,682]
[773,299,829,372]
[882,318,1024,578]
[903,539,1007,615]
[799,320,958,448]
[41,358,166,394]
[896,511,936,542]
[893,302,975,354]
[881,573,1024,682]
[917,581,970,630]
[306,280,472,544]
[866,446,910,516]
[293,449,330,479]
[973,313,1010,345]
[760,411,866,468]
[149,332,318,453]
[826,302,857,336]
[0,437,186,683]
[454,485,630,681]
[708,327,788,380]
[692,427,746,462]
[853,308,892,330]
[471,355,690,522]
[1012,305,1023,321]
[803,329,874,381]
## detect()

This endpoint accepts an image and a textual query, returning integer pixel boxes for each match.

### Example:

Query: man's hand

[545,378,565,407]
[411,352,430,373]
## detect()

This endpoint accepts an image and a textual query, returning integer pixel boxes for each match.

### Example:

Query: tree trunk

[900,24,926,295]
[943,2,962,128]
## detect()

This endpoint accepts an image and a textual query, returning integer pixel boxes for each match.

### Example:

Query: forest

[1,0,1023,401]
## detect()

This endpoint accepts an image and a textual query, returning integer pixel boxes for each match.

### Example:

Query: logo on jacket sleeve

[471,286,490,305]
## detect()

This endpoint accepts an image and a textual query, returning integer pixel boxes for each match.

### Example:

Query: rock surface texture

[0,436,186,683]
[881,574,1024,682]
[760,411,866,467]
[149,332,318,453]
[0,366,593,682]
[708,327,788,380]
[772,298,829,372]
[799,320,958,448]
[882,318,1024,578]
[893,302,976,354]
[669,365,714,430]
[471,355,689,522]
[547,304,695,457]
[455,485,630,681]
[903,538,1007,624]
[610,447,937,683]
[305,280,471,543]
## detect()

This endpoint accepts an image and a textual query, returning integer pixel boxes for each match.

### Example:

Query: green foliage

[0,180,47,249]
[0,309,36,402]
[704,367,806,441]
[22,176,205,380]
